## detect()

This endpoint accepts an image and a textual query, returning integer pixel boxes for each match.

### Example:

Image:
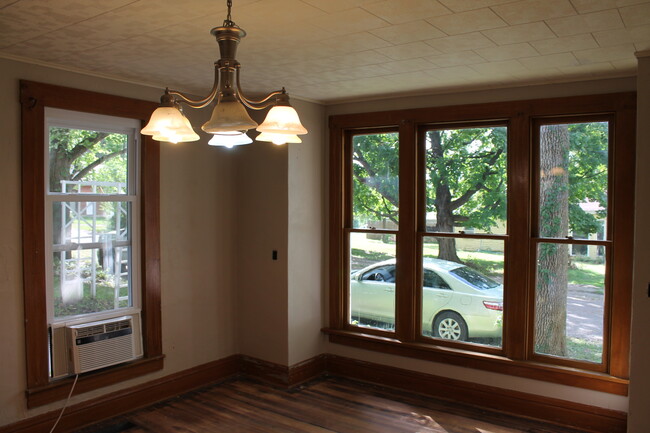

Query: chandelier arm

[167,66,221,109]
[235,67,282,110]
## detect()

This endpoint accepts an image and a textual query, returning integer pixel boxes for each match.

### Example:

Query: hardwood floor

[75,376,589,433]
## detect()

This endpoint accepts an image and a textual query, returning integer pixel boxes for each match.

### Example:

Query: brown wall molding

[2,355,239,433]
[326,354,627,433]
[2,353,626,433]
[239,354,327,387]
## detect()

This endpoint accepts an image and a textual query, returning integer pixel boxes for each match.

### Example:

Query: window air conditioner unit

[67,316,137,374]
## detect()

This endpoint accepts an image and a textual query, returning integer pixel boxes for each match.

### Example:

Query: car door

[421,269,453,325]
[350,264,396,325]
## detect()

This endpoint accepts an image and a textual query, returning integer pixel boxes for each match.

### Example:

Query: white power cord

[49,374,79,433]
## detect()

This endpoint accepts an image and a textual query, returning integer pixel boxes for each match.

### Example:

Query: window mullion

[504,112,530,361]
[396,120,417,341]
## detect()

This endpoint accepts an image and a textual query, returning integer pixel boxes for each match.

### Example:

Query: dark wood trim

[287,354,328,385]
[2,352,627,433]
[397,120,417,341]
[19,80,163,407]
[26,356,164,408]
[609,100,636,378]
[325,354,627,433]
[239,354,327,387]
[324,329,628,395]
[2,356,239,433]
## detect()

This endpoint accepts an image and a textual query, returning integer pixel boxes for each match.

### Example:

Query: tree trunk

[535,125,570,356]
[428,131,462,263]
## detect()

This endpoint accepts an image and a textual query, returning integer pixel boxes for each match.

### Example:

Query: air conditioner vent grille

[75,324,105,338]
[105,320,131,333]
[77,334,134,373]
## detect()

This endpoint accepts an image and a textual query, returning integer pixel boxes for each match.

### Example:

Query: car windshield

[449,266,500,290]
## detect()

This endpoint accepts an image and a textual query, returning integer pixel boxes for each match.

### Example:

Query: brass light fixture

[141,0,308,147]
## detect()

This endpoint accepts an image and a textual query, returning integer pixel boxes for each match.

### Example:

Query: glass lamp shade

[141,106,199,143]
[208,131,253,148]
[256,132,302,145]
[202,99,258,133]
[256,105,308,135]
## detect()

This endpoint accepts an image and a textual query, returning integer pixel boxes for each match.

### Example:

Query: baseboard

[325,354,627,433]
[0,355,240,433]
[239,353,327,387]
[1,353,626,433]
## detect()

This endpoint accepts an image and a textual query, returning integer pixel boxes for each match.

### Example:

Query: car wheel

[433,312,468,341]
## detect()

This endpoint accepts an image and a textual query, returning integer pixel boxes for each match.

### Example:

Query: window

[45,108,140,323]
[21,81,163,407]
[327,93,635,394]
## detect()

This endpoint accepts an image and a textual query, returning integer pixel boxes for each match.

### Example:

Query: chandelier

[141,0,308,147]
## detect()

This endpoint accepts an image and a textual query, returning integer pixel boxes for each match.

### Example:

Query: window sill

[26,355,164,408]
[322,328,628,395]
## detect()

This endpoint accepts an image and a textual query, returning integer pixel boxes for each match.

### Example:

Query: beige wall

[324,77,637,413]
[288,99,327,366]
[0,58,239,425]
[628,52,650,433]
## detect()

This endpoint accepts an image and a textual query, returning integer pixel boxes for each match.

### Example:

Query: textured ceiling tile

[426,8,507,35]
[530,34,599,54]
[308,7,389,34]
[381,57,437,73]
[301,0,382,13]
[573,43,637,64]
[375,41,442,60]
[469,59,530,74]
[610,58,639,72]
[482,22,556,44]
[593,25,650,47]
[545,10,624,37]
[362,0,451,24]
[571,0,650,13]
[519,52,579,69]
[319,32,393,53]
[426,50,487,66]
[438,0,516,12]
[557,61,616,77]
[424,65,484,80]
[475,42,539,61]
[619,2,650,26]
[236,0,325,24]
[425,32,496,53]
[491,0,576,25]
[369,20,446,45]
[0,0,134,27]
[330,50,393,67]
[0,15,44,48]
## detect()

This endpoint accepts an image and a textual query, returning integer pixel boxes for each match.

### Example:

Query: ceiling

[1,0,649,104]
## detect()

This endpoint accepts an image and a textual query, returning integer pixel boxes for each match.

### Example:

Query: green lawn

[351,237,604,287]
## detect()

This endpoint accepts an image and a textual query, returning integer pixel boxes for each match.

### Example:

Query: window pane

[352,132,399,229]
[53,201,130,246]
[422,236,503,347]
[52,201,132,319]
[425,126,507,235]
[534,243,605,363]
[48,126,128,194]
[53,246,132,318]
[349,232,397,331]
[538,122,608,240]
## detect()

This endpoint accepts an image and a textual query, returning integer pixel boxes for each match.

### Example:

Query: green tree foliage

[352,133,399,226]
[49,127,128,192]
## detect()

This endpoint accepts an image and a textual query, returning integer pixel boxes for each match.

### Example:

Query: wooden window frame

[20,81,164,408]
[325,93,635,395]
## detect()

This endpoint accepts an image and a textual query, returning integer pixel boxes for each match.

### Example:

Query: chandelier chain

[226,0,233,24]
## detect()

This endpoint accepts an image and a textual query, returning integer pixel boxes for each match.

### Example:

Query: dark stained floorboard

[75,376,589,433]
